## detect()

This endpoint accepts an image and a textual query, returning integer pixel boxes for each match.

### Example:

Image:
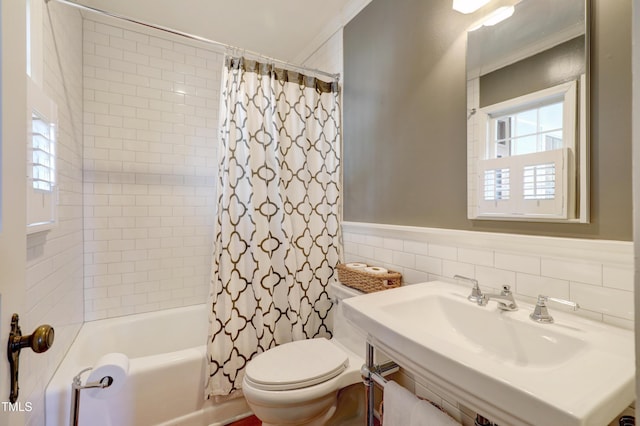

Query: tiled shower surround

[82,16,220,320]
[80,15,347,321]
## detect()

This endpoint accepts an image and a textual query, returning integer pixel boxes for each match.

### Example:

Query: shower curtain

[205,57,342,398]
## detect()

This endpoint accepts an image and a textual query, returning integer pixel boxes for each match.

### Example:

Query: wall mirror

[466,0,589,222]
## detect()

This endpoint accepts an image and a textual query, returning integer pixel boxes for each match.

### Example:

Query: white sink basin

[342,281,635,426]
[382,293,587,368]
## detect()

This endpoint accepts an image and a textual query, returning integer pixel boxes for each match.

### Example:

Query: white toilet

[242,282,366,425]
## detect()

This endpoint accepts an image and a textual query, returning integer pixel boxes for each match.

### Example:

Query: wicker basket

[336,263,402,293]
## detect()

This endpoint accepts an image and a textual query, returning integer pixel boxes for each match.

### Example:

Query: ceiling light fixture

[452,0,491,14]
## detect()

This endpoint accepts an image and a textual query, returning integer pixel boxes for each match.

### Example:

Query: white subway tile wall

[494,251,540,275]
[344,226,634,329]
[24,4,84,426]
[83,16,221,320]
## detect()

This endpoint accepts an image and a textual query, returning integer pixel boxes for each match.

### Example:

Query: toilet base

[326,384,366,426]
[260,404,337,426]
[248,384,366,426]
[246,391,337,426]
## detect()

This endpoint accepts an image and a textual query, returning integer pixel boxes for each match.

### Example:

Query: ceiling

[75,0,368,63]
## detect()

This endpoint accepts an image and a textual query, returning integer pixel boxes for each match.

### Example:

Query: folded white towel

[410,397,460,426]
[383,381,418,426]
[383,380,461,426]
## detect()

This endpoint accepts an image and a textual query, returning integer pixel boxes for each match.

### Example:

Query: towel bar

[361,342,399,426]
[362,345,480,426]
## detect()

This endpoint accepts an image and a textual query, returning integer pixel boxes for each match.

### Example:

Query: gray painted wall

[343,0,632,241]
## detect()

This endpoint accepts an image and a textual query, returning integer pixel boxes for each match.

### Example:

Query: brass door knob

[7,314,55,402]
[26,324,55,353]
[9,321,55,354]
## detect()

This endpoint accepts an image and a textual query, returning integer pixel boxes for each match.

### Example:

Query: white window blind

[523,162,555,200]
[27,78,57,233]
[483,168,510,201]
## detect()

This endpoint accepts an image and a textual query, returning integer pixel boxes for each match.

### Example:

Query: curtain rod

[46,0,340,81]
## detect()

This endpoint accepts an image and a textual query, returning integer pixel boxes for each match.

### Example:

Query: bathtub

[45,304,251,426]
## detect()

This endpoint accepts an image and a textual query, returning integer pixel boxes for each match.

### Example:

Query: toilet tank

[329,281,367,356]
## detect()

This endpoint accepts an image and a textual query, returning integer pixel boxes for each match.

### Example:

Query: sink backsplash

[342,222,633,330]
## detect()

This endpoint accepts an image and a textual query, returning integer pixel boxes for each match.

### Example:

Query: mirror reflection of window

[466,0,588,223]
[490,100,563,158]
[474,80,580,220]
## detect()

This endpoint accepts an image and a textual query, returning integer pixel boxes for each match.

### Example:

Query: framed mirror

[466,0,589,222]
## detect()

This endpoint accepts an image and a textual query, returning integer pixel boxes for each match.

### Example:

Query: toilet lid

[245,338,349,391]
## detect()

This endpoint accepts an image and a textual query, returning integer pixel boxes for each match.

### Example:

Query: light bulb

[452,0,491,14]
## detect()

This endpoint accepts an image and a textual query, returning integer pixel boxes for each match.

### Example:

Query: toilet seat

[244,338,349,391]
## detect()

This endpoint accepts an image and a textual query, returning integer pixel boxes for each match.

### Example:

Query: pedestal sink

[342,280,635,426]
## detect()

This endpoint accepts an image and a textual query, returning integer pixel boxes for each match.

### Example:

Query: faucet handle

[530,295,579,323]
[536,295,579,310]
[501,285,512,295]
[454,275,482,303]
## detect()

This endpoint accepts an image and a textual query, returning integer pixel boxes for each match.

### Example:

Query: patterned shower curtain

[205,57,342,398]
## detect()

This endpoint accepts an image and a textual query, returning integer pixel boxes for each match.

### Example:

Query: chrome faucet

[453,275,483,303]
[478,285,518,311]
[530,295,579,323]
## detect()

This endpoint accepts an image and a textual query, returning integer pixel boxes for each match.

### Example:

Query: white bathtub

[45,304,251,426]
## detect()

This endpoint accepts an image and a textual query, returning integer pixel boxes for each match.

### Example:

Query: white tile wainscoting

[342,222,634,329]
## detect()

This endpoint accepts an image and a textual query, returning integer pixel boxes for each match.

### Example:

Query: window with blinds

[31,110,56,192]
[27,78,58,233]
[474,81,578,220]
